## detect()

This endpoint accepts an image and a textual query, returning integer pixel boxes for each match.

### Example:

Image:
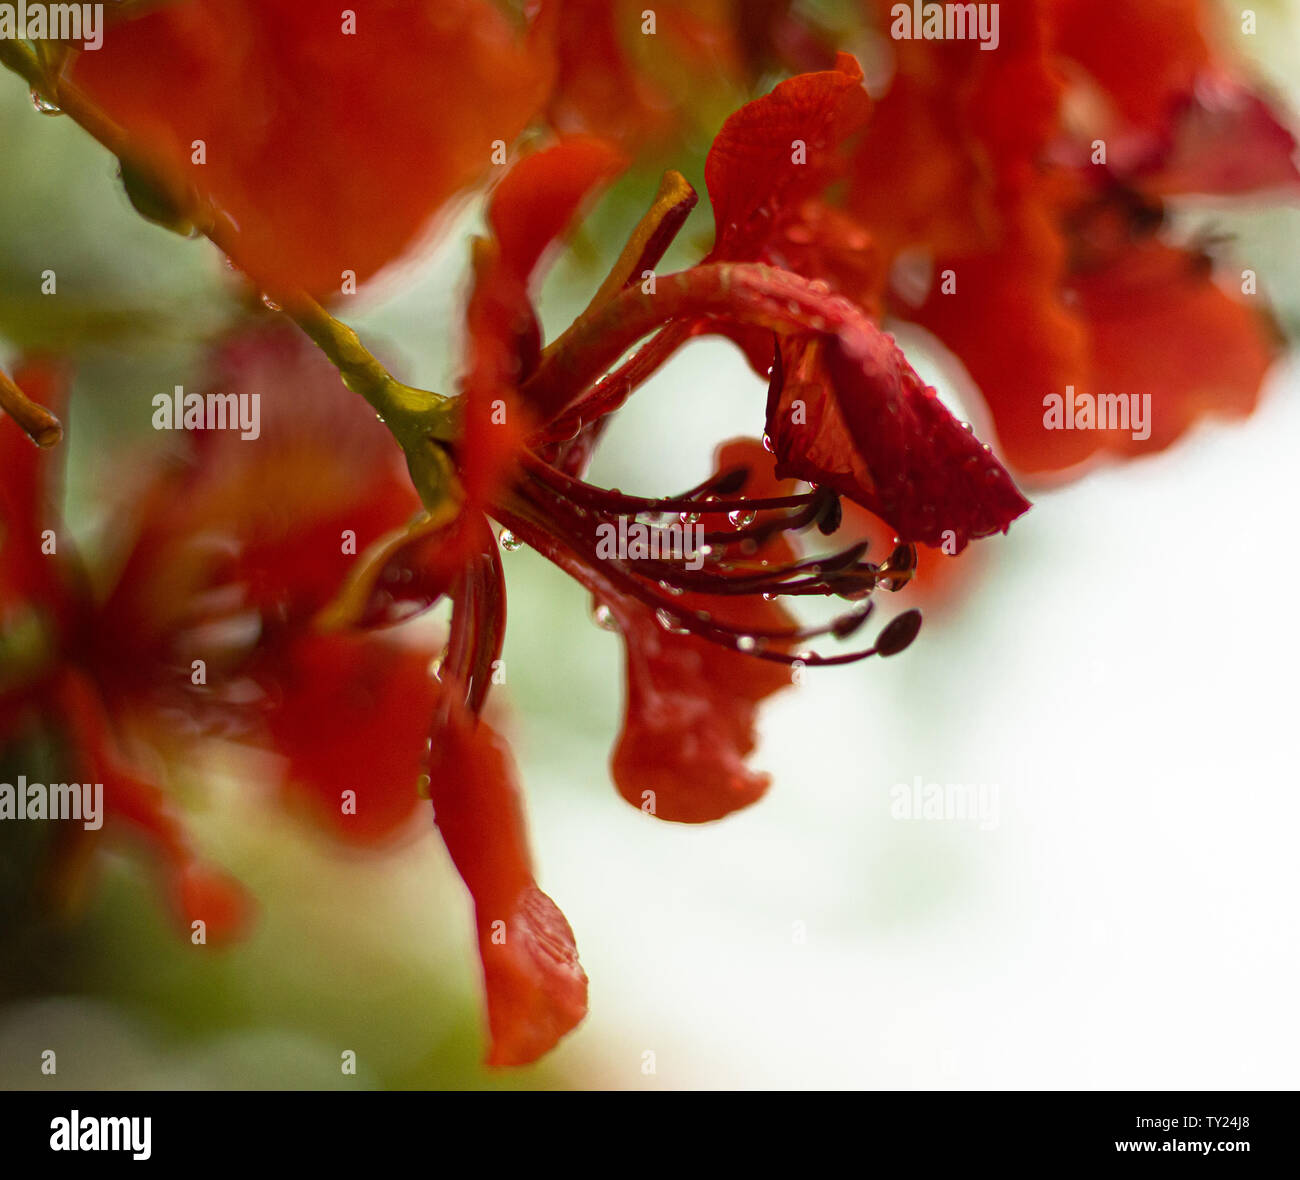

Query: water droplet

[960,420,973,432]
[655,608,689,635]
[499,530,523,552]
[592,603,620,632]
[30,91,62,116]
[728,508,757,529]
[679,511,701,525]
[429,656,444,681]
[415,773,431,799]
[658,580,685,597]
[261,293,282,312]
[736,636,757,653]
[762,433,775,454]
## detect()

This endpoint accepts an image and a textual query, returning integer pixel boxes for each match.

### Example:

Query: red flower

[317,83,1028,1056]
[0,328,443,940]
[849,0,1295,475]
[21,3,1288,1066]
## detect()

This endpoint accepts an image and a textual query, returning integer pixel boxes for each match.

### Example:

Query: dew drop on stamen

[727,509,756,529]
[30,91,62,116]
[658,580,685,596]
[499,530,523,552]
[736,636,757,653]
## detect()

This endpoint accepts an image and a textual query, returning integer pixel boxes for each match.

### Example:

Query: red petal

[259,632,441,846]
[427,696,587,1066]
[850,9,1061,257]
[1070,241,1282,456]
[1053,0,1210,129]
[706,52,871,260]
[488,137,626,284]
[767,330,1030,551]
[1134,78,1300,196]
[72,0,554,297]
[609,597,793,823]
[910,196,1097,474]
[914,200,1281,473]
[606,439,797,823]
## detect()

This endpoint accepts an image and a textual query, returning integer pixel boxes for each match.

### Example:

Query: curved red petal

[488,137,626,284]
[427,696,587,1065]
[706,52,871,260]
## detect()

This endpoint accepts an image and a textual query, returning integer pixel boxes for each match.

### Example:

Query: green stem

[0,40,457,473]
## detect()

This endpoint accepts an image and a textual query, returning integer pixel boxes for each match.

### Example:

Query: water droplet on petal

[592,603,620,632]
[261,293,282,312]
[655,607,689,635]
[499,530,523,552]
[30,91,62,116]
[762,433,775,454]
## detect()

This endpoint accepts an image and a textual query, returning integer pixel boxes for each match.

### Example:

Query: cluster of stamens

[506,451,923,667]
